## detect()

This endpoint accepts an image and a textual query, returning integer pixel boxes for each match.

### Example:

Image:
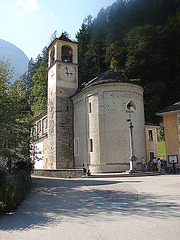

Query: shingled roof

[48,33,77,49]
[79,70,140,92]
[58,33,75,43]
[156,101,180,116]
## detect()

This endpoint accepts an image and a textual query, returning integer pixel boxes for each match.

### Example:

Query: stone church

[32,34,157,174]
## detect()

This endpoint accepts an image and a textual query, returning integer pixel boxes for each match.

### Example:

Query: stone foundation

[32,169,83,178]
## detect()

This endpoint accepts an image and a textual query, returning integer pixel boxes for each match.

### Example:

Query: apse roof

[79,70,141,92]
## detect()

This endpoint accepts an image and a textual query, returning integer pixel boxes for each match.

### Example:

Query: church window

[37,121,41,132]
[37,121,41,138]
[61,45,73,62]
[150,152,154,160]
[88,102,92,113]
[127,100,136,112]
[74,138,79,156]
[89,139,93,152]
[50,47,55,64]
[148,130,153,141]
[42,118,47,135]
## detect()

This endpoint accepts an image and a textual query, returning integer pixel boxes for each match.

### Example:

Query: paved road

[0,175,180,240]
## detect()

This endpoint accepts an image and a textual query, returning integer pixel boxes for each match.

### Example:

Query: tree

[0,58,32,169]
[76,15,94,84]
[29,66,48,115]
[121,24,179,122]
[106,40,127,73]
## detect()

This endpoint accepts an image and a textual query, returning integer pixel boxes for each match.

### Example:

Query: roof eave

[156,110,180,116]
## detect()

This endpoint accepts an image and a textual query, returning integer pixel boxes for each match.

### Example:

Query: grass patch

[158,141,166,155]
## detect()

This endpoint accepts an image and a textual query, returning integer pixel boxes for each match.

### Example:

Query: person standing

[172,160,176,174]
[142,157,146,171]
[153,157,158,171]
[157,158,161,173]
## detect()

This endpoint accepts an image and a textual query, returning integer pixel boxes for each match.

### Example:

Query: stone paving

[0,175,180,240]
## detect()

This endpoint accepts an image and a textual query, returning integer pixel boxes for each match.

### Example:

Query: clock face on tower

[58,64,77,82]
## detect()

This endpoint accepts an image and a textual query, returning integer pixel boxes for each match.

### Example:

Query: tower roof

[80,70,141,91]
[48,33,77,50]
[58,33,74,43]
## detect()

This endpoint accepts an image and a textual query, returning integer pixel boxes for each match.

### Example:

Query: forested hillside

[76,0,180,123]
[21,0,180,123]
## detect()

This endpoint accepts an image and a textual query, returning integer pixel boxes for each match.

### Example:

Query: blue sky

[0,0,116,59]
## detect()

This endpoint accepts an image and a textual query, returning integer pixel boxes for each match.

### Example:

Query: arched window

[50,47,55,64]
[127,100,136,112]
[61,45,73,62]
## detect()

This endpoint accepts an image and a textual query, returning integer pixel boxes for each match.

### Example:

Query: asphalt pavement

[0,174,180,240]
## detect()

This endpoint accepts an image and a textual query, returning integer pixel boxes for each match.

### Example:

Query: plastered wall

[72,82,146,173]
[164,114,180,166]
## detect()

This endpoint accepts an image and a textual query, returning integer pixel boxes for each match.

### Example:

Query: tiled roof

[48,33,77,49]
[157,101,180,115]
[58,33,74,43]
[79,70,140,91]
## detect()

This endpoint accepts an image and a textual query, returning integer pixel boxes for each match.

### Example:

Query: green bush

[158,141,166,156]
[0,167,32,215]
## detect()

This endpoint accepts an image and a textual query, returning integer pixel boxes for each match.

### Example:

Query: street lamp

[126,103,137,172]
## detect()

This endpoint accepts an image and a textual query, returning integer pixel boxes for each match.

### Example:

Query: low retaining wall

[165,166,180,174]
[32,169,83,178]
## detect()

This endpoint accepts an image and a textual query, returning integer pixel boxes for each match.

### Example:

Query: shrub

[0,162,32,215]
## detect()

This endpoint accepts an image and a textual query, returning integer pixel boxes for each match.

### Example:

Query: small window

[88,102,92,113]
[50,47,55,64]
[148,130,153,141]
[37,121,41,133]
[89,139,93,152]
[42,118,47,134]
[150,152,154,160]
[74,138,79,156]
[127,100,136,111]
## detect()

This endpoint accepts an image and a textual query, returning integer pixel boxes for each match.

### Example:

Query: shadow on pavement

[0,177,179,231]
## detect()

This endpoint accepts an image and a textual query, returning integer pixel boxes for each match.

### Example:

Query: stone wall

[33,169,83,178]
[56,96,74,169]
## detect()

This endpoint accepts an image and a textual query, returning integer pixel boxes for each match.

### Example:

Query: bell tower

[47,33,78,169]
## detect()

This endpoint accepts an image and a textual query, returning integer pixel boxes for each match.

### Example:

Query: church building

[31,34,149,173]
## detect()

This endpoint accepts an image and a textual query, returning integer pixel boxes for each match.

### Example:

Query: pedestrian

[157,158,161,173]
[172,160,176,174]
[82,163,86,175]
[142,157,146,171]
[153,156,158,171]
[149,160,153,172]
[87,169,91,176]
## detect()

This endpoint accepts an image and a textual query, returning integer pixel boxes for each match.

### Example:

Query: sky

[0,0,116,60]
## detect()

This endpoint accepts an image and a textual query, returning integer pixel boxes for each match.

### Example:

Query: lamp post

[126,106,137,172]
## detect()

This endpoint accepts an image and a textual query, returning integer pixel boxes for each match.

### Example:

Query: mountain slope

[0,39,29,83]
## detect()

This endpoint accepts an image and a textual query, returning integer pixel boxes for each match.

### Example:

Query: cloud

[14,0,39,16]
